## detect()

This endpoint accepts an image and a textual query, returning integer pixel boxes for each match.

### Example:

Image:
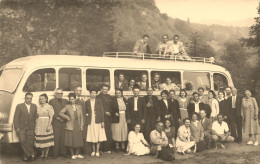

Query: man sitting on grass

[211,113,234,149]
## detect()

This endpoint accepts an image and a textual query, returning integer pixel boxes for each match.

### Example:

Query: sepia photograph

[0,0,260,163]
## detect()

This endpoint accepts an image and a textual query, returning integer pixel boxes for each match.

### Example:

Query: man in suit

[198,87,208,104]
[168,90,181,136]
[225,86,232,99]
[128,87,145,131]
[142,87,159,142]
[188,92,205,118]
[115,73,129,91]
[226,88,241,142]
[49,88,68,158]
[14,92,37,161]
[133,34,151,54]
[97,84,113,154]
[199,110,212,149]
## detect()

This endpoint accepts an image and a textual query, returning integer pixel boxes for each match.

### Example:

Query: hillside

[0,0,250,66]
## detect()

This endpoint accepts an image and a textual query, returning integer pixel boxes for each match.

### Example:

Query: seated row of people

[115,72,180,91]
[133,34,190,60]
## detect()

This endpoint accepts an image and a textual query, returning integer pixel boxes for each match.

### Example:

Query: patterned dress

[241,97,260,135]
[111,98,128,142]
[35,104,54,148]
[177,97,189,122]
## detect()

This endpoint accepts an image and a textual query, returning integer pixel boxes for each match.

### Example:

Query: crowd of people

[133,34,191,60]
[13,84,260,162]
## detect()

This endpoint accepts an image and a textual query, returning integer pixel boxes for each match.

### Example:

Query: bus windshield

[0,68,24,93]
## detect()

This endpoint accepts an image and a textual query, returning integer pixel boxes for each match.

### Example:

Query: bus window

[86,69,110,91]
[114,70,149,91]
[213,73,228,91]
[151,71,181,91]
[59,68,81,91]
[183,72,210,92]
[23,68,56,92]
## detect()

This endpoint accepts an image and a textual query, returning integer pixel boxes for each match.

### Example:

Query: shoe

[91,152,95,157]
[96,152,100,157]
[220,144,225,149]
[247,141,254,145]
[76,154,84,159]
[254,142,259,146]
[71,155,76,160]
[105,151,111,154]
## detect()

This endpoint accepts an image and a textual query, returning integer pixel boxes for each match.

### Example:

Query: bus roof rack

[103,52,215,64]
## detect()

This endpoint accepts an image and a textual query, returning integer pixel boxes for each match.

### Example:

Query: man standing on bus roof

[166,35,190,60]
[49,88,68,159]
[14,92,37,162]
[156,34,169,57]
[133,34,152,55]
[97,84,113,154]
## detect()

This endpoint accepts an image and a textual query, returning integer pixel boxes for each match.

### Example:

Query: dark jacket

[187,102,205,118]
[200,117,212,135]
[168,98,181,125]
[158,99,172,121]
[115,79,129,91]
[59,104,84,131]
[13,103,37,130]
[142,95,159,121]
[219,99,229,118]
[75,97,86,124]
[111,97,129,123]
[85,98,104,124]
[49,98,68,124]
[96,93,112,116]
[226,96,242,117]
[128,96,145,121]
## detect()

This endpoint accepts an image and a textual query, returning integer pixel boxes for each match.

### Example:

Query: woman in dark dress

[59,93,84,159]
[158,90,172,122]
[164,119,176,149]
[218,91,229,122]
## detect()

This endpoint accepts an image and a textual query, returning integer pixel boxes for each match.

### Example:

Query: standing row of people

[13,84,260,162]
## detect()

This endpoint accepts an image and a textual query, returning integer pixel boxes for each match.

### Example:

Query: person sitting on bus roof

[128,78,136,91]
[14,92,37,162]
[137,73,149,91]
[152,72,162,91]
[156,35,170,57]
[160,77,179,91]
[115,73,129,91]
[165,35,190,60]
[133,34,152,55]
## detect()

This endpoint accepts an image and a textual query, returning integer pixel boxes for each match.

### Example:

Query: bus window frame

[212,72,230,92]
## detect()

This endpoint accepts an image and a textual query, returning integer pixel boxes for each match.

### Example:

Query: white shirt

[134,97,138,111]
[210,98,219,117]
[25,103,31,114]
[194,101,200,113]
[212,121,229,135]
[90,99,95,111]
[119,81,122,88]
[232,96,236,108]
[163,99,168,109]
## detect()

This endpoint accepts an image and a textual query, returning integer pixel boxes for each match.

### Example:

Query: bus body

[0,54,233,143]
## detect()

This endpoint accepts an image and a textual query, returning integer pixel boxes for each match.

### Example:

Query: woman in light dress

[85,89,107,157]
[126,123,150,156]
[208,90,219,122]
[241,90,260,146]
[177,89,190,123]
[35,93,54,160]
[176,118,196,154]
[111,89,128,151]
[160,77,180,91]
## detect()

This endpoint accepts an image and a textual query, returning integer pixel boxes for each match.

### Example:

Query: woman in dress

[176,118,196,154]
[190,113,206,152]
[208,90,219,122]
[218,91,229,122]
[158,90,172,123]
[86,89,107,157]
[59,93,84,159]
[111,89,128,151]
[177,89,189,123]
[160,77,179,91]
[35,93,54,160]
[164,119,176,149]
[241,90,260,146]
[126,123,150,156]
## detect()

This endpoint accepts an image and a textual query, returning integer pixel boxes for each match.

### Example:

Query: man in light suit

[199,110,212,149]
[14,92,37,161]
[127,87,145,131]
[49,88,68,158]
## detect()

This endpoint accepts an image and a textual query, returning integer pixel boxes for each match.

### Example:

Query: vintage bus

[0,53,233,143]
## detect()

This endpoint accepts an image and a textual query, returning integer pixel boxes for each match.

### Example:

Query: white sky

[155,0,259,22]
